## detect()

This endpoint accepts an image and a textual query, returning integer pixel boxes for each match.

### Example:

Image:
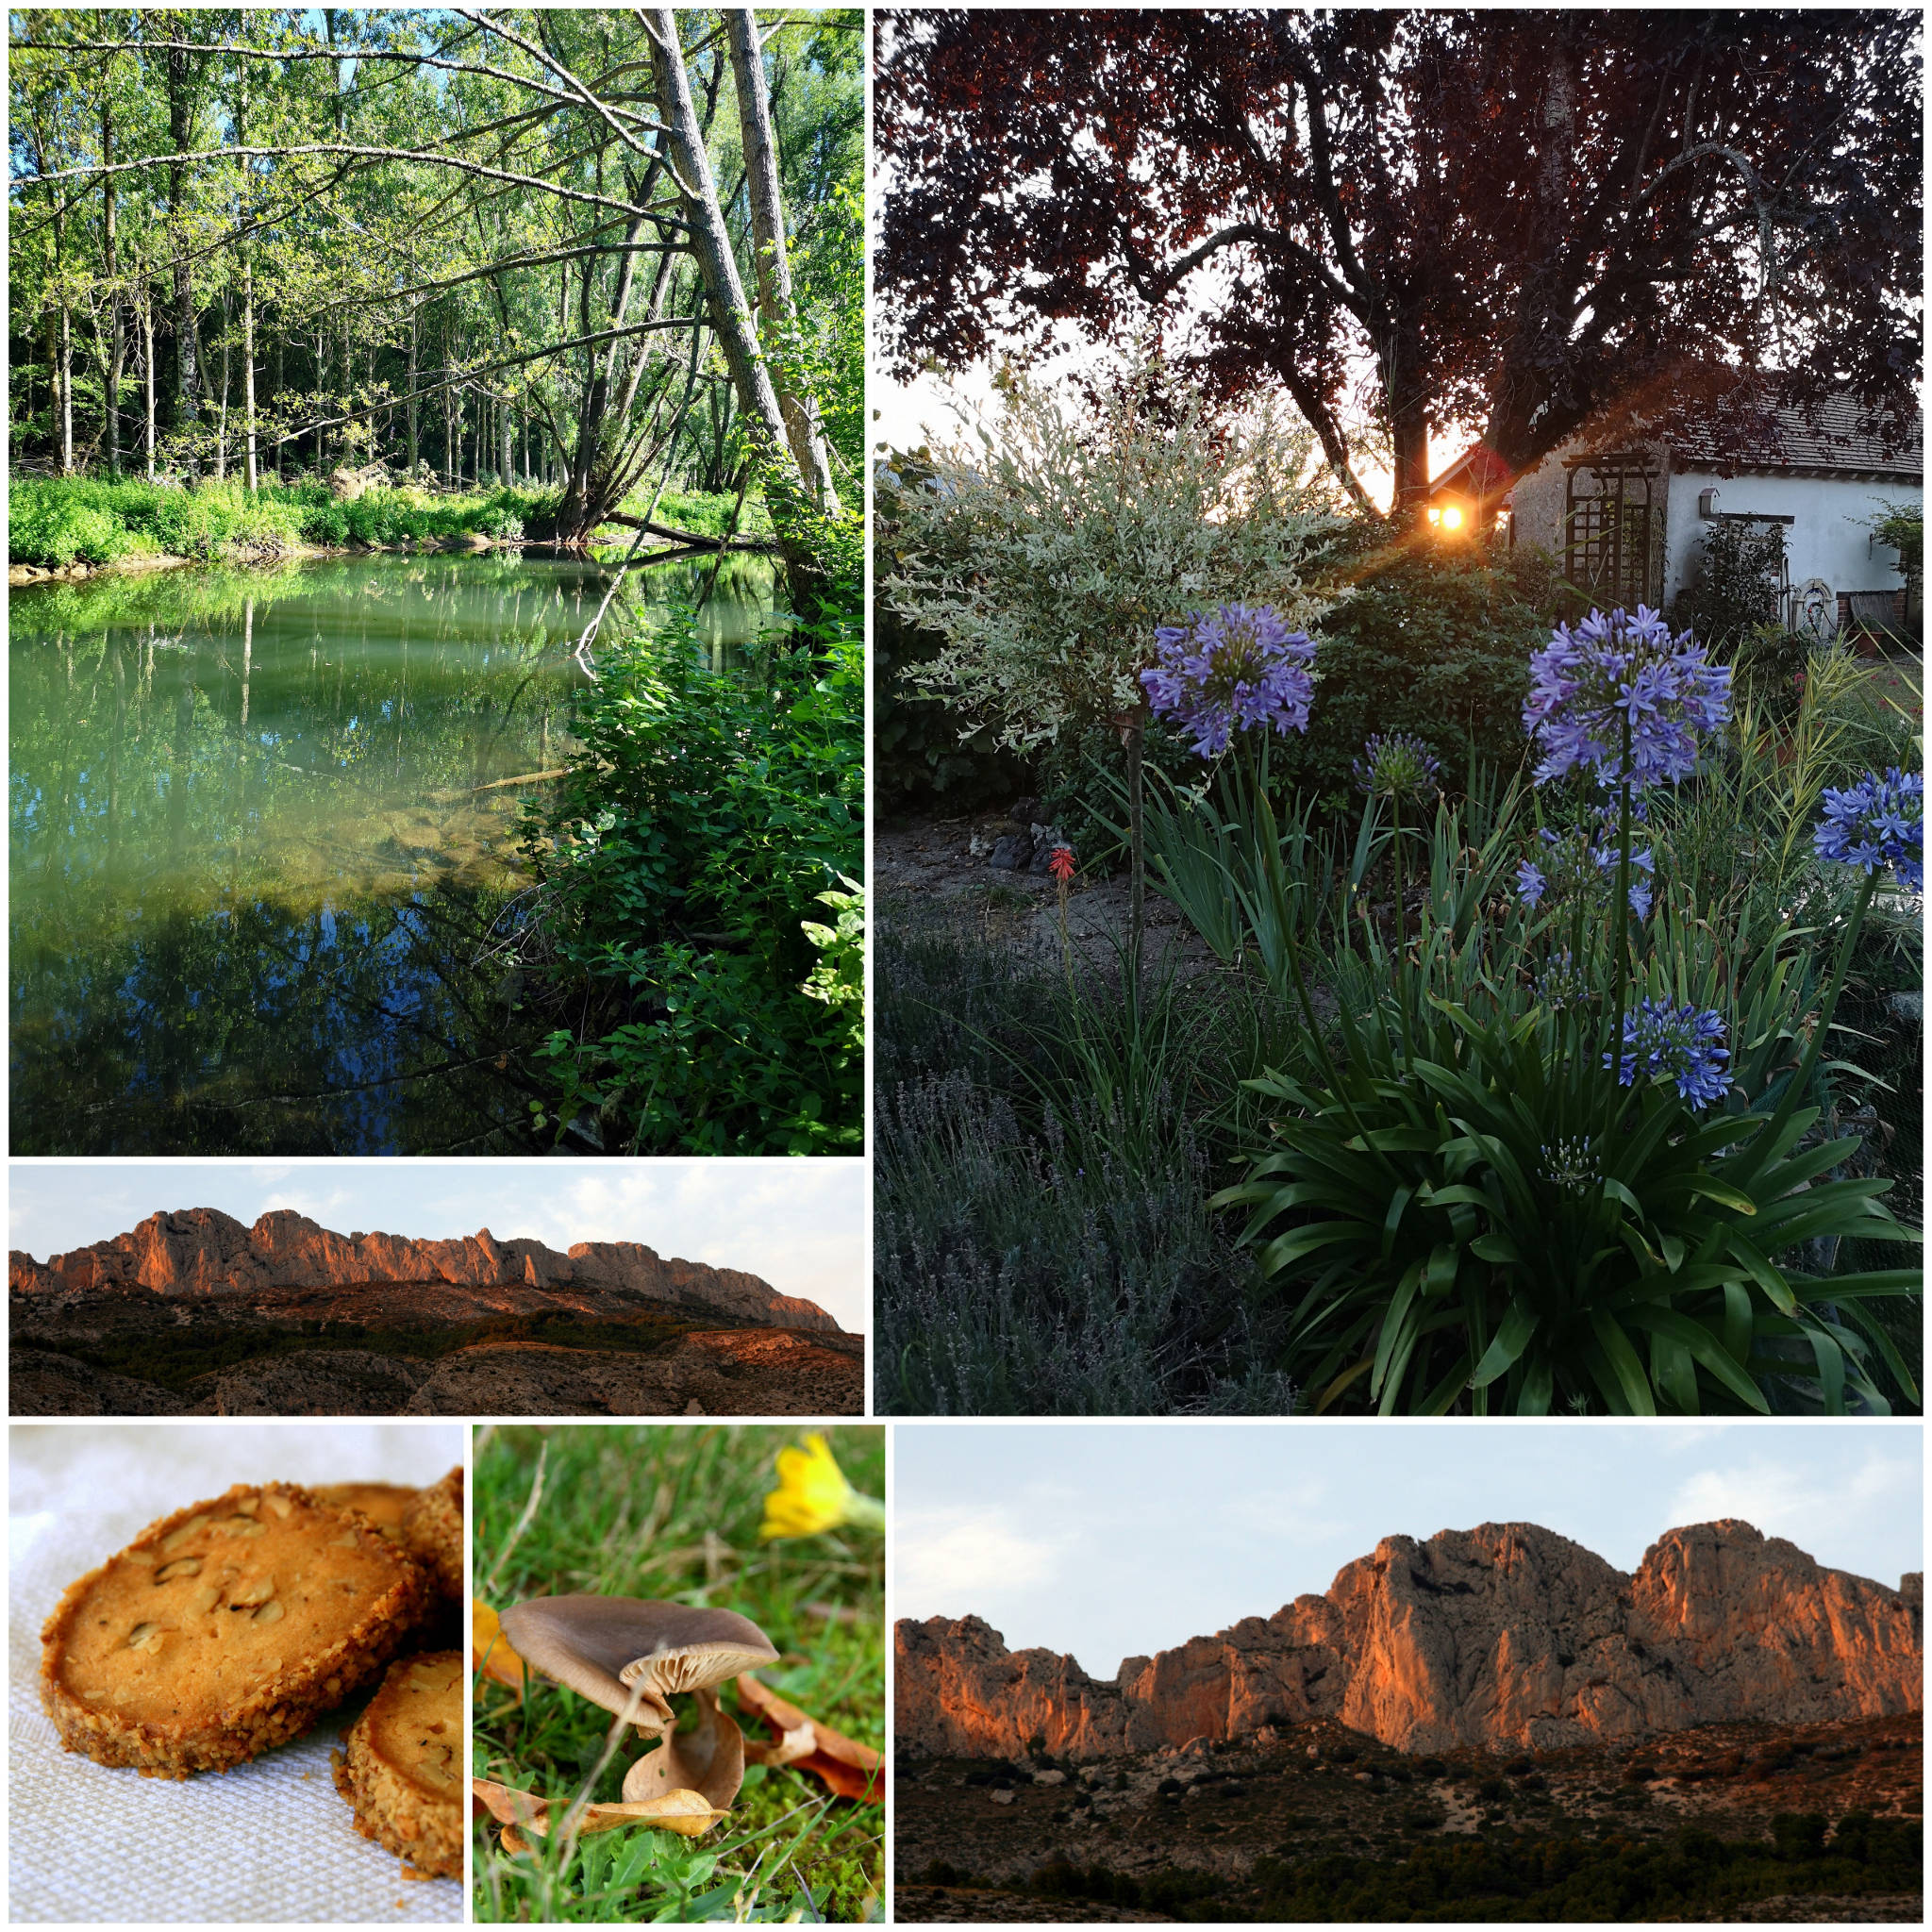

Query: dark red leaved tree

[876,8,1921,514]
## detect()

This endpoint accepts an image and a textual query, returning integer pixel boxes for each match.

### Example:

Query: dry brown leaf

[735,1672,882,1802]
[471,1777,725,1843]
[472,1603,527,1702]
[622,1686,745,1809]
[742,1719,817,1769]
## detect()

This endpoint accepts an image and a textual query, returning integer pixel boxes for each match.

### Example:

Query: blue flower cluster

[1539,1134,1601,1195]
[1141,603,1316,757]
[1352,731,1441,802]
[1531,949,1595,1011]
[1524,606,1731,789]
[1606,999,1731,1108]
[1813,766,1924,893]
[1516,826,1656,920]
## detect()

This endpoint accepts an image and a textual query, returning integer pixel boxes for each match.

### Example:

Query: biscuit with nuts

[311,1482,417,1543]
[331,1650,462,1878]
[40,1481,431,1779]
[400,1465,463,1602]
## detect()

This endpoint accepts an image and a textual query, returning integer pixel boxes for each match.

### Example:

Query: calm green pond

[9,549,784,1153]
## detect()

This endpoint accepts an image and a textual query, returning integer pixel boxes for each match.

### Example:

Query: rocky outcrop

[9,1207,840,1333]
[895,1521,1922,1759]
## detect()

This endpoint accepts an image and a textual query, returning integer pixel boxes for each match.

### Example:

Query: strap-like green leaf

[1470,1300,1539,1389]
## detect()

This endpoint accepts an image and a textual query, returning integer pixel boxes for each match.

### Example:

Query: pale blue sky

[8,1160,867,1333]
[894,1423,1923,1682]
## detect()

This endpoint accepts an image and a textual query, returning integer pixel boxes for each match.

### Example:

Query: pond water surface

[9,550,784,1153]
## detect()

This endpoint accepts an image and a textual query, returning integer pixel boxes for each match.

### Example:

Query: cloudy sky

[894,1423,1923,1682]
[9,1161,867,1333]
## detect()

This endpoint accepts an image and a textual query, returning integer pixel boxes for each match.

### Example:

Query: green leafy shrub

[1276,549,1543,807]
[520,599,863,1155]
[9,487,133,565]
[1673,517,1787,653]
[875,596,1031,816]
[7,476,557,566]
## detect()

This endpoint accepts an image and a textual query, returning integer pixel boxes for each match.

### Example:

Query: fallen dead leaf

[736,1672,882,1802]
[472,1603,527,1701]
[472,1776,725,1844]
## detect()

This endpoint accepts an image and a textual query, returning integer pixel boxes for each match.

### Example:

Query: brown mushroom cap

[500,1596,778,1729]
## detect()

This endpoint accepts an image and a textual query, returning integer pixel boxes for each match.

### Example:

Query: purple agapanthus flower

[1515,825,1655,919]
[1353,731,1441,801]
[1591,841,1657,921]
[1524,606,1731,790]
[1813,767,1924,893]
[1606,999,1731,1108]
[1141,603,1316,758]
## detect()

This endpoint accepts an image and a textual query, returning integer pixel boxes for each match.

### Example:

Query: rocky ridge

[9,1206,840,1333]
[896,1522,1922,1757]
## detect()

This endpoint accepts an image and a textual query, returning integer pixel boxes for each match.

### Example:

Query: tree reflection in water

[9,551,783,1152]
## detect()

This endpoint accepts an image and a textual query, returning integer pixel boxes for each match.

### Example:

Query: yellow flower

[760,1434,885,1541]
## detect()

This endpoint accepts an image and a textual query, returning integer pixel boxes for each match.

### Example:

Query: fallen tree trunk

[597,511,778,551]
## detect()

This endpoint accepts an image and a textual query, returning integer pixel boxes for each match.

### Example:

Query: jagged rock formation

[9,1207,841,1332]
[895,1522,1923,1758]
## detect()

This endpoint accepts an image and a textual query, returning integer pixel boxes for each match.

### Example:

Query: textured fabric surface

[10,1423,465,1924]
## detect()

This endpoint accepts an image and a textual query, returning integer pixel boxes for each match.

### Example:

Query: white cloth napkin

[9,1423,466,1924]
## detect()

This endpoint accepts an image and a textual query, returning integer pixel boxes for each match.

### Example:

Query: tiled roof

[1664,391,1921,480]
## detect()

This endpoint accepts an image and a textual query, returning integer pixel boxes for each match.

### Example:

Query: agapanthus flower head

[1813,766,1924,893]
[1353,731,1441,802]
[1540,1134,1601,1195]
[1606,999,1730,1108]
[1141,603,1316,758]
[1532,950,1595,1010]
[1515,824,1655,920]
[1524,606,1731,790]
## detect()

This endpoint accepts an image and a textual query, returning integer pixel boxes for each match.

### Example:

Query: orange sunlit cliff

[896,1522,1923,1758]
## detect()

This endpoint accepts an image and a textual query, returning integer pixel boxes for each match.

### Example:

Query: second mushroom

[498,1595,779,1811]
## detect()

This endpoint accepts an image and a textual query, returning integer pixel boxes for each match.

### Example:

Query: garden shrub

[1271,548,1542,807]
[1673,517,1786,653]
[875,595,1030,816]
[1145,603,1922,1415]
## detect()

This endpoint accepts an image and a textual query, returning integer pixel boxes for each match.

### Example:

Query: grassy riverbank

[8,475,758,569]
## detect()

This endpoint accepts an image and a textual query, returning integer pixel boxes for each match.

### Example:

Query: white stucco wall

[1507,443,1918,622]
[1663,470,1914,608]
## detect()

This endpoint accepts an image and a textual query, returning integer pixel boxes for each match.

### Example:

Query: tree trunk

[727,8,841,511]
[234,75,257,491]
[215,291,231,479]
[644,13,795,491]
[242,252,258,491]
[274,332,284,479]
[142,288,156,477]
[166,45,202,459]
[1383,327,1431,520]
[406,306,419,472]
[104,100,123,475]
[58,290,74,476]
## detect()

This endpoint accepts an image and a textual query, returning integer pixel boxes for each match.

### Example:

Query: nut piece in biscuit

[40,1481,430,1779]
[400,1466,463,1603]
[311,1482,419,1543]
[332,1651,463,1878]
